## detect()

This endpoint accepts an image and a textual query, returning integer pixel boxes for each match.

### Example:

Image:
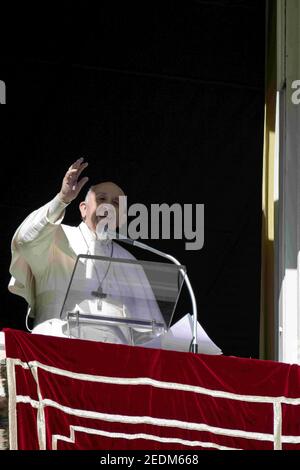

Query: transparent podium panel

[60,254,186,346]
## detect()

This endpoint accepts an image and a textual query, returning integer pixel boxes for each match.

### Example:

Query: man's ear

[79,201,87,221]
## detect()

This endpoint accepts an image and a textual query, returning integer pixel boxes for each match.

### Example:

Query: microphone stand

[112,232,198,353]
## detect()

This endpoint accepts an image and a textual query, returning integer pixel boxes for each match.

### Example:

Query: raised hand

[59,158,89,204]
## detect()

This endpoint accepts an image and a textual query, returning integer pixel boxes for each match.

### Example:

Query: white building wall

[278,0,300,363]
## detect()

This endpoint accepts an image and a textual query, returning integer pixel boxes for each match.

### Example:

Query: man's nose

[97,204,112,217]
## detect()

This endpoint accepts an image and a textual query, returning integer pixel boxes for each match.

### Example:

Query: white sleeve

[16,194,69,244]
[11,195,70,277]
[8,195,71,310]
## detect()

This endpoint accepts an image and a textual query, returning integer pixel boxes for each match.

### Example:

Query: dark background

[0,0,265,357]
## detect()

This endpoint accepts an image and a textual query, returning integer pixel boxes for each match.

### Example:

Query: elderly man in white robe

[8,158,164,344]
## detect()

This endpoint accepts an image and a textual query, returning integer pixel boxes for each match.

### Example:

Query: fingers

[66,159,88,184]
[76,161,89,179]
[60,158,89,203]
[76,176,89,193]
[68,157,87,171]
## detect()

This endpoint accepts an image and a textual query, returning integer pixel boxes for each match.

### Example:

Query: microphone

[110,230,199,353]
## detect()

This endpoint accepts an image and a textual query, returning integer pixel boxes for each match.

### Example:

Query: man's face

[79,182,125,233]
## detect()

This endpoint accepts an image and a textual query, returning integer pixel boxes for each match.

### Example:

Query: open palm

[59,158,89,204]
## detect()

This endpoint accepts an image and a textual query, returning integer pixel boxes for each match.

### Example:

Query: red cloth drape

[4,328,300,450]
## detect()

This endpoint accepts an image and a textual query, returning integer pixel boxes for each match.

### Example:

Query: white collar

[79,221,97,242]
[60,222,113,259]
[79,222,112,246]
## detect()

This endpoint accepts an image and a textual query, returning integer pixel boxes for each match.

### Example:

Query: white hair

[84,187,93,202]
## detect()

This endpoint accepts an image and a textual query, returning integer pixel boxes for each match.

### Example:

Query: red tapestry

[3,328,300,450]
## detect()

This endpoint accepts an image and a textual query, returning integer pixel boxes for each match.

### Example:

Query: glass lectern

[60,254,186,346]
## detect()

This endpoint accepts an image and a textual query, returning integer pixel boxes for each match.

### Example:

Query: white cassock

[8,195,164,344]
